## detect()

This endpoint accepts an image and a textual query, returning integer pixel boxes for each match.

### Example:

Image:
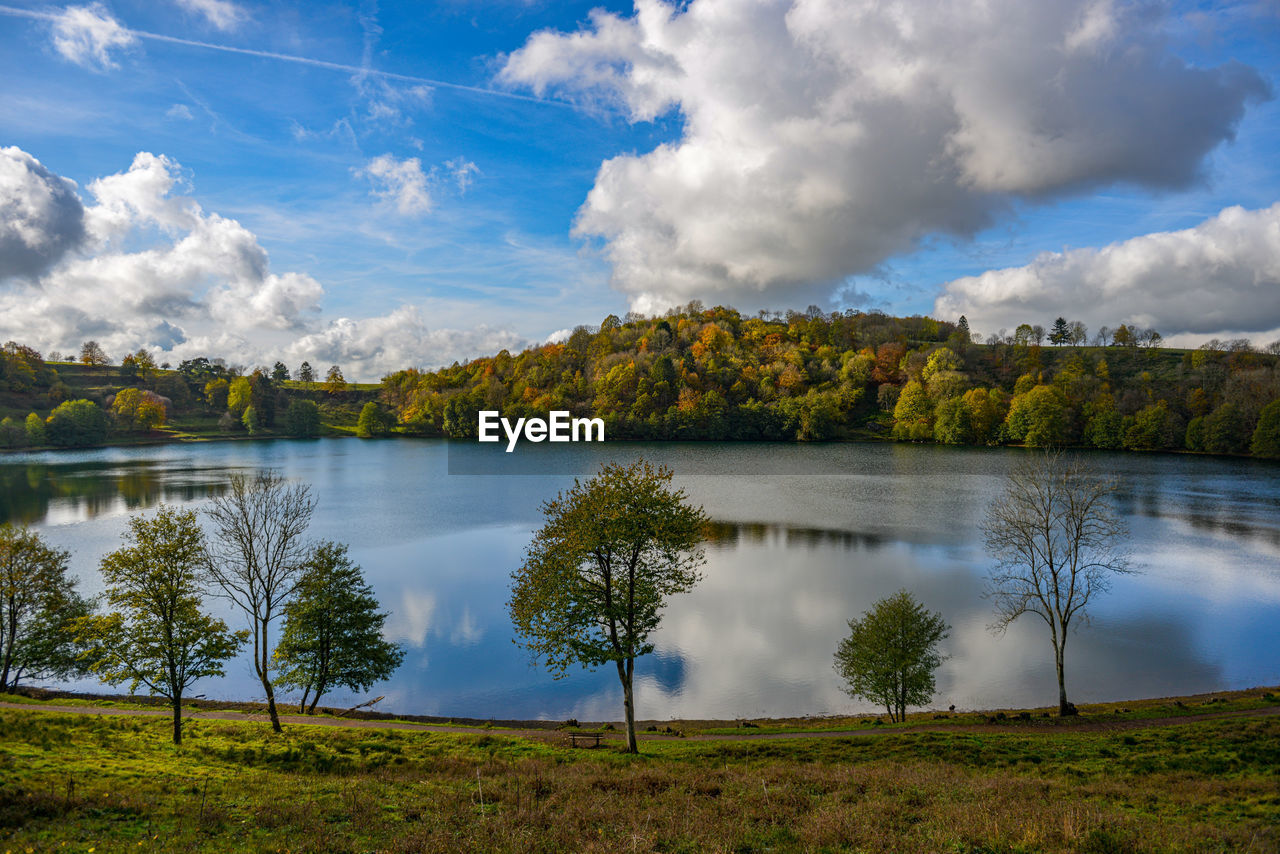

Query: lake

[3,439,1278,721]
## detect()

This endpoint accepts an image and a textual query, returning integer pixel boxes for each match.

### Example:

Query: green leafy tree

[227,376,252,417]
[833,590,949,722]
[508,460,707,753]
[77,506,246,744]
[23,412,45,446]
[1202,402,1248,454]
[272,361,291,382]
[241,404,263,434]
[0,418,23,449]
[45,399,109,447]
[1004,385,1069,447]
[892,379,933,441]
[274,542,403,714]
[1250,399,1280,458]
[204,377,229,410]
[982,452,1132,716]
[356,402,394,438]
[0,524,92,690]
[297,361,315,385]
[284,399,322,438]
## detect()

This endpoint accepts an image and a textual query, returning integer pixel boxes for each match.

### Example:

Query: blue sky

[1,0,1278,377]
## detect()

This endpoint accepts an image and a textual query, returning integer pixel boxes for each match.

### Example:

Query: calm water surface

[3,439,1277,720]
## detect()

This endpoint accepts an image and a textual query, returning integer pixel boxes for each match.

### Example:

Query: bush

[1251,400,1280,458]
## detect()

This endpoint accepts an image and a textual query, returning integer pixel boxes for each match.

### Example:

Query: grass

[1,692,1277,852]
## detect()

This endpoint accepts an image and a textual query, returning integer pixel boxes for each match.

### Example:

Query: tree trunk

[298,685,310,714]
[258,630,282,732]
[617,658,638,753]
[1054,641,1074,716]
[307,679,325,715]
[171,694,182,745]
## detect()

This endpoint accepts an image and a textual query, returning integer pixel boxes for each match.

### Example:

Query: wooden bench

[567,731,602,748]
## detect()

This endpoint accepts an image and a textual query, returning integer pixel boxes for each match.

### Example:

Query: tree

[356,402,393,438]
[77,507,246,744]
[1049,317,1070,345]
[324,365,347,395]
[79,340,109,366]
[274,542,403,714]
[45,399,109,447]
[1251,399,1280,458]
[297,361,315,385]
[508,460,707,753]
[982,452,1132,715]
[0,525,92,691]
[272,361,291,382]
[283,399,322,438]
[204,471,315,732]
[833,590,949,722]
[23,412,45,446]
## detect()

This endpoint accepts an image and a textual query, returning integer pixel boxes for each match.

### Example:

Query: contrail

[0,3,567,108]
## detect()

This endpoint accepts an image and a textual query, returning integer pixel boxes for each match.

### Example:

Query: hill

[379,307,1280,458]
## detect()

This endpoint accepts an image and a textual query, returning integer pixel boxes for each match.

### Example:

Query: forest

[379,306,1280,458]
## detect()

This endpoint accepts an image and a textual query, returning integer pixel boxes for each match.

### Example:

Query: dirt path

[4,700,1278,743]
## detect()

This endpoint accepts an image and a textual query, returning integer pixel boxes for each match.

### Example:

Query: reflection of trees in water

[704,520,885,550]
[1114,482,1280,550]
[0,461,233,525]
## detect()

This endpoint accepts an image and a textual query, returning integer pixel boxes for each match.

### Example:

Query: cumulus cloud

[935,203,1280,338]
[173,0,247,31]
[0,146,523,379]
[287,306,529,378]
[357,154,433,216]
[500,0,1269,312]
[51,3,136,71]
[0,147,87,280]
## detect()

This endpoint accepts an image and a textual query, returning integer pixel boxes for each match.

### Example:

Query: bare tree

[204,471,315,732]
[981,452,1132,716]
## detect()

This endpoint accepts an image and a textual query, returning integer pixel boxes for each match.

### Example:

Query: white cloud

[51,3,136,71]
[357,154,432,216]
[0,146,86,279]
[286,306,529,379]
[173,0,247,31]
[500,0,1268,312]
[447,158,480,194]
[0,146,525,379]
[166,103,194,120]
[935,203,1280,338]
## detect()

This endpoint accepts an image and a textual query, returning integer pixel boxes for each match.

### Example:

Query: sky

[1,0,1278,379]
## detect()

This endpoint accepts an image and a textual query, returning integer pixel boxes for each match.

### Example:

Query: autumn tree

[324,365,347,395]
[834,590,949,722]
[79,340,109,366]
[204,471,316,732]
[982,452,1132,715]
[274,542,403,714]
[0,525,92,691]
[508,460,707,752]
[78,506,246,744]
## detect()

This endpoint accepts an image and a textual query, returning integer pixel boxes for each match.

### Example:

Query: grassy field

[1,691,1277,852]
